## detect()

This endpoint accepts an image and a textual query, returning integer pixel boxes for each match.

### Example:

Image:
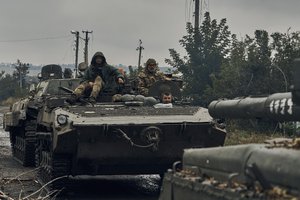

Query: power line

[0,35,70,43]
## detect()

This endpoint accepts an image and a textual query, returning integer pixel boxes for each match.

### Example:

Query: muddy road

[0,107,160,200]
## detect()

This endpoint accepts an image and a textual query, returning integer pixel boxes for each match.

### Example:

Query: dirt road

[0,107,41,199]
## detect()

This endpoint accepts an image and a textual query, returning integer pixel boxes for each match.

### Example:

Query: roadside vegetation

[224,119,299,145]
[0,60,30,105]
[166,12,300,106]
[165,12,300,137]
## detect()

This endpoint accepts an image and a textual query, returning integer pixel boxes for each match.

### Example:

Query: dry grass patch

[225,129,283,146]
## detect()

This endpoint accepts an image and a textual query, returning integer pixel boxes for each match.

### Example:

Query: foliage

[166,12,231,105]
[203,34,248,101]
[166,11,300,108]
[224,128,282,146]
[225,119,297,146]
[270,29,300,92]
[206,30,273,100]
[0,60,30,102]
[13,59,30,89]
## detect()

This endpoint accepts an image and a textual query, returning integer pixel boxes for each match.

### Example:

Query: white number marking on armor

[287,98,293,115]
[270,100,274,113]
[280,98,287,115]
[273,100,280,114]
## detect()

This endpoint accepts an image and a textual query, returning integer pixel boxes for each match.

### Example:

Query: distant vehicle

[3,64,80,166]
[3,64,226,190]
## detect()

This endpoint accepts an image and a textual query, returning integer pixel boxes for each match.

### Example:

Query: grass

[223,119,296,146]
[224,129,283,146]
[0,97,20,107]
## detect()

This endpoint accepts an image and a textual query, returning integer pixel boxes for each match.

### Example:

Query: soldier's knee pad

[91,84,102,98]
[94,76,103,87]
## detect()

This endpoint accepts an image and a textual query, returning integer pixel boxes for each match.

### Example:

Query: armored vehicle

[159,140,300,200]
[3,64,80,166]
[4,64,226,190]
[34,80,226,189]
[159,59,300,200]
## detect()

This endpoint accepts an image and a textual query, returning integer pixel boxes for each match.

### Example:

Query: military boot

[66,94,78,104]
[88,96,97,104]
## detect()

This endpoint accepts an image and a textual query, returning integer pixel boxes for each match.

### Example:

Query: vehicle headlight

[57,114,68,125]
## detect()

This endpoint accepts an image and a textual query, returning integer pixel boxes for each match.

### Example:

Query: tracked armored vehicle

[3,64,79,166]
[4,65,226,190]
[34,80,225,189]
[159,140,300,200]
[159,59,300,200]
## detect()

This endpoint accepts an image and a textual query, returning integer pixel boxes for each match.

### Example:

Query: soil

[0,107,41,199]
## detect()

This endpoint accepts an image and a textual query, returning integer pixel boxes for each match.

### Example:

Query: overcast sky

[0,0,299,67]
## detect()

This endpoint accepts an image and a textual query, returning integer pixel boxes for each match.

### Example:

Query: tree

[270,29,300,92]
[13,59,30,89]
[207,30,273,100]
[0,73,19,101]
[245,30,272,95]
[204,34,248,101]
[0,70,5,79]
[166,12,231,105]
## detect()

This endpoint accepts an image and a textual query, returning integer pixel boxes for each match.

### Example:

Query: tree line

[166,12,300,106]
[1,12,299,106]
[0,60,30,102]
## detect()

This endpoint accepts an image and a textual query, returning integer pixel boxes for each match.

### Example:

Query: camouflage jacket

[138,70,165,96]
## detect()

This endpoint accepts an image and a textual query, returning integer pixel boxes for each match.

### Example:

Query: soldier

[73,52,124,102]
[160,92,173,104]
[138,58,166,96]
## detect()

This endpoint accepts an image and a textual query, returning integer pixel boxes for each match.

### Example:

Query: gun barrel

[208,58,300,122]
[208,92,300,121]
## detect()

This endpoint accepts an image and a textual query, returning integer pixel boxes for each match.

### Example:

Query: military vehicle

[3,64,226,190]
[3,64,80,166]
[159,59,300,200]
[159,139,300,200]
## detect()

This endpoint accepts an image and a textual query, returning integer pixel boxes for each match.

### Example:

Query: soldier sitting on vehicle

[72,52,124,103]
[160,92,173,104]
[137,58,169,96]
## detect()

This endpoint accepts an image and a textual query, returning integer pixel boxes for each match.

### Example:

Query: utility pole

[195,0,209,26]
[136,39,144,71]
[194,0,200,30]
[71,30,80,78]
[82,30,93,66]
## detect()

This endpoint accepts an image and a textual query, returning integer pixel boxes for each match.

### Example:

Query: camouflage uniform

[74,52,124,100]
[138,58,165,96]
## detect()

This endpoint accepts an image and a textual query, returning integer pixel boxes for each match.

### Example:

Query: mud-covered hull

[35,103,226,189]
